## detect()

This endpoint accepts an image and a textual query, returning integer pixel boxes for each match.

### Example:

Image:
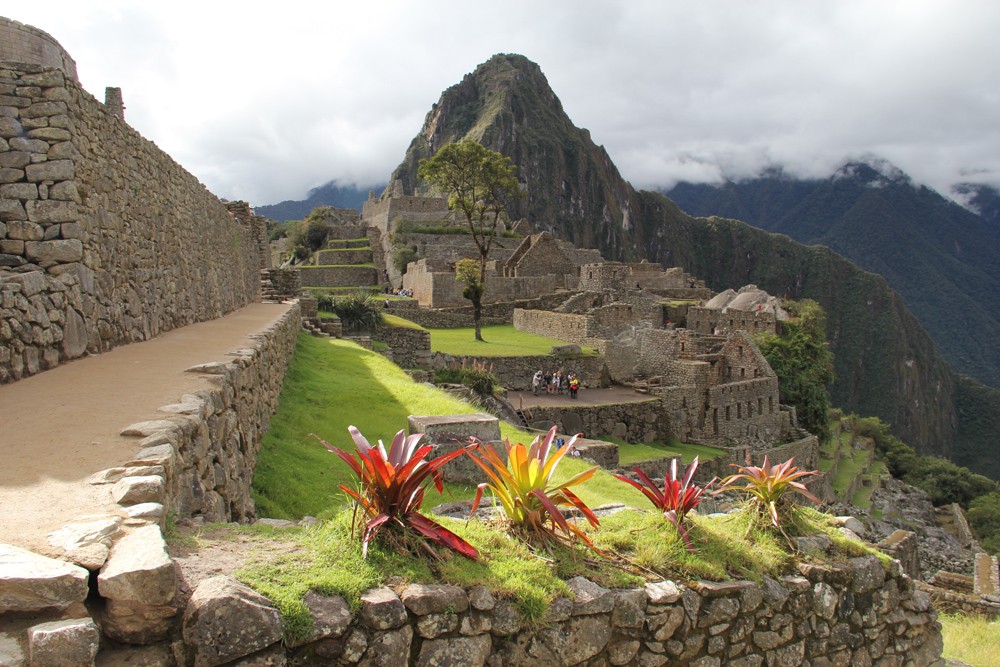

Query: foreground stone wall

[525,397,669,443]
[171,552,941,667]
[103,302,301,524]
[0,61,263,383]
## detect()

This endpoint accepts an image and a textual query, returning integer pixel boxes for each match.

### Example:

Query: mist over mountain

[663,163,1000,389]
[952,182,1000,225]
[383,53,1000,480]
[254,180,378,221]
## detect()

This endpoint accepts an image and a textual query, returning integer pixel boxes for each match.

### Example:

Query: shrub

[467,426,600,550]
[313,426,479,560]
[434,359,500,397]
[614,457,714,551]
[392,246,419,274]
[331,291,384,332]
[718,456,821,539]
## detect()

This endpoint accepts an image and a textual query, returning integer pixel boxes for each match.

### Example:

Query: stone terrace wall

[172,553,941,666]
[525,398,669,443]
[110,302,301,524]
[0,62,263,383]
[514,308,594,344]
[374,323,431,369]
[424,352,611,391]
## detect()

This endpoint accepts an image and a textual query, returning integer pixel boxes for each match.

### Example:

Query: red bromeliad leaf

[407,513,479,561]
[361,513,392,559]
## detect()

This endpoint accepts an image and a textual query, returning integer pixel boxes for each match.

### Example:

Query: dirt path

[0,302,293,555]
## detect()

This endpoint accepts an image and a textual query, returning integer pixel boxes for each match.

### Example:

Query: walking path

[0,302,294,554]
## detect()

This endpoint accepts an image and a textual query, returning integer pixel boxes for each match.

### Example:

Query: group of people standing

[531,369,580,399]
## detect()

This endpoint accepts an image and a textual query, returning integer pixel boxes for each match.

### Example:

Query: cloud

[10,1,1000,204]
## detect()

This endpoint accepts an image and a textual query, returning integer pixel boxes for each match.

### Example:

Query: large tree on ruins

[418,139,521,341]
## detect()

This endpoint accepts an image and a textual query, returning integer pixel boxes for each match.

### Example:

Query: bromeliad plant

[614,456,715,551]
[314,426,479,561]
[717,455,821,540]
[467,426,601,549]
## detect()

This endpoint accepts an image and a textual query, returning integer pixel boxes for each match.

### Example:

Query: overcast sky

[11,1,1000,206]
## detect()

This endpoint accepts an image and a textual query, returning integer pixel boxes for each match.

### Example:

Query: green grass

[940,613,1000,666]
[607,438,727,466]
[429,324,599,357]
[252,334,640,520]
[830,446,870,498]
[384,314,426,330]
[306,262,377,269]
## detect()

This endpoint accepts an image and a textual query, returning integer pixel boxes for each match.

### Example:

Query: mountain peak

[834,158,912,188]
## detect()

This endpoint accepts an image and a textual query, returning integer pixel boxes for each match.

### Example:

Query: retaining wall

[524,397,669,443]
[298,265,378,288]
[0,61,263,383]
[170,554,942,666]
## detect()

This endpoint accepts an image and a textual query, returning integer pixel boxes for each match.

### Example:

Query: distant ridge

[255,180,382,222]
[664,162,1000,389]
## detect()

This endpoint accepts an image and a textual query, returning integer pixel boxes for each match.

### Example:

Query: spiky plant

[314,426,478,560]
[614,457,714,551]
[717,455,821,539]
[466,426,600,549]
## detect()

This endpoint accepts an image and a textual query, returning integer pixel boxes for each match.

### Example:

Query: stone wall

[524,398,669,443]
[0,302,301,655]
[0,17,78,80]
[298,265,378,288]
[165,553,941,667]
[110,302,301,524]
[390,292,573,329]
[0,62,263,383]
[513,308,594,343]
[688,306,778,336]
[315,248,373,266]
[403,259,570,308]
[374,322,431,369]
[424,352,611,392]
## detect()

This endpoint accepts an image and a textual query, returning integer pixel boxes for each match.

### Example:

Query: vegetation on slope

[754,299,835,440]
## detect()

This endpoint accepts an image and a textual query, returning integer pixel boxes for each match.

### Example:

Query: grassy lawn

[252,334,641,520]
[429,324,599,357]
[607,438,727,466]
[940,613,1000,666]
[383,314,426,330]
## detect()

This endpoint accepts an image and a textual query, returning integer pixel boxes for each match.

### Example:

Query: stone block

[0,167,24,183]
[24,239,82,263]
[8,138,48,153]
[5,220,42,241]
[25,160,74,182]
[360,587,408,630]
[401,583,469,615]
[0,543,89,612]
[111,475,166,506]
[26,127,72,142]
[0,151,30,169]
[0,117,21,138]
[182,576,283,666]
[0,199,26,222]
[27,618,99,667]
[47,518,120,552]
[98,525,175,605]
[285,591,352,648]
[416,634,491,667]
[568,576,615,615]
[646,580,683,605]
[25,200,77,224]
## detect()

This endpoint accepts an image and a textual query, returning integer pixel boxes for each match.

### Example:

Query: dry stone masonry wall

[0,57,264,383]
[170,554,941,666]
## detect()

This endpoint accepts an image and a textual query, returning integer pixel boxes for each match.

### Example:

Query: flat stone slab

[27,617,99,667]
[0,543,89,612]
[98,526,175,606]
[408,413,501,445]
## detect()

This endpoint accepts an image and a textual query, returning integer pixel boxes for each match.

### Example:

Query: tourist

[531,370,544,396]
[543,370,553,393]
[568,373,579,399]
[553,370,564,395]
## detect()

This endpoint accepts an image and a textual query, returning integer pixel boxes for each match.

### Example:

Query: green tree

[417,140,521,340]
[755,299,835,440]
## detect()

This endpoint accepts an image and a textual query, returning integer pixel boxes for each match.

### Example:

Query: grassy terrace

[429,324,599,357]
[608,438,727,466]
[252,334,643,520]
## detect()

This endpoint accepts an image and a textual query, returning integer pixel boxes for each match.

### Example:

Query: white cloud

[9,0,1000,204]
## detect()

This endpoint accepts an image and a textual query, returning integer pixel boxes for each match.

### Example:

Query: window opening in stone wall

[737,403,742,419]
[740,368,745,378]
[769,396,773,413]
[748,402,753,418]
[726,405,731,421]
[758,397,763,415]
[738,346,743,357]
